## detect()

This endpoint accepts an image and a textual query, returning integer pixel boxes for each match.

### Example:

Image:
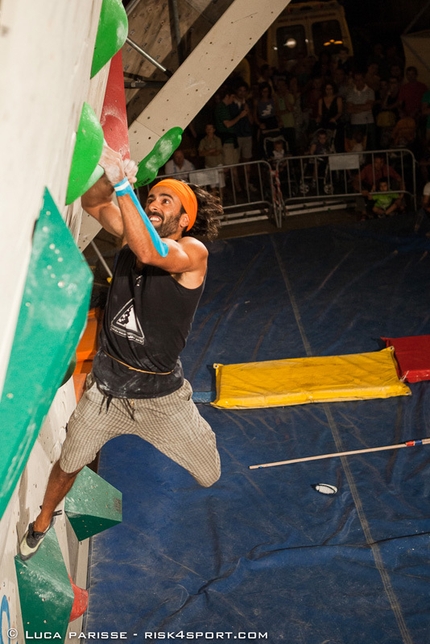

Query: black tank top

[92,245,205,398]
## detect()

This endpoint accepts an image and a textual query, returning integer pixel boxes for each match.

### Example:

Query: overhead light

[285,38,297,49]
[324,39,344,46]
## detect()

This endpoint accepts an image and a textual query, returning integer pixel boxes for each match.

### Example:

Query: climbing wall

[0,0,127,640]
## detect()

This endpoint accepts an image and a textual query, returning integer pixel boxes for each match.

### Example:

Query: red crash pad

[382,335,430,383]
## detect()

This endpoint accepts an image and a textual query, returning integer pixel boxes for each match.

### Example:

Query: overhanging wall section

[128,0,292,161]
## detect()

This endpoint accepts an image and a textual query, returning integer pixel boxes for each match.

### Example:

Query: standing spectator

[198,124,224,197]
[347,71,376,151]
[389,64,404,84]
[336,46,353,77]
[198,124,223,169]
[289,76,307,154]
[230,81,254,168]
[257,64,275,93]
[313,50,332,81]
[253,82,280,157]
[214,86,247,192]
[367,43,386,72]
[381,44,404,82]
[364,62,381,93]
[317,81,343,150]
[274,77,296,154]
[375,77,401,148]
[345,129,366,167]
[303,76,324,134]
[164,149,195,181]
[398,67,428,121]
[422,87,430,141]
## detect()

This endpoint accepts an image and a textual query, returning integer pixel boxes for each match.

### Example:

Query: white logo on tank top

[110,299,145,345]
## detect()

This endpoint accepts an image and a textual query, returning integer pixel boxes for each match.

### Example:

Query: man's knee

[196,455,221,488]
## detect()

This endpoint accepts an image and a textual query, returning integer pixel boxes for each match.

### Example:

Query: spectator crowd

[161,43,430,210]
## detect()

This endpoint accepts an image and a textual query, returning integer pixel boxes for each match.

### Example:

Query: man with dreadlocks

[20,144,223,561]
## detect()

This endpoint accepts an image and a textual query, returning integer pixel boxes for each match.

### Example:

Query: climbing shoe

[19,510,62,561]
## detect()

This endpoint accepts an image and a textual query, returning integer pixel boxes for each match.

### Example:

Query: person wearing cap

[19,144,223,561]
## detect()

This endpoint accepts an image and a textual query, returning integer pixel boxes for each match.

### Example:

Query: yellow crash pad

[212,347,411,409]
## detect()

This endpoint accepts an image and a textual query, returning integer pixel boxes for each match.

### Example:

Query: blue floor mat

[85,222,430,643]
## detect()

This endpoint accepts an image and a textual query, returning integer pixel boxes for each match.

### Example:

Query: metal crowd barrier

[272,148,417,218]
[137,159,283,228]
[136,149,416,229]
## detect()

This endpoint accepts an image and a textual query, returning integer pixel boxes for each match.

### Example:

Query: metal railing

[272,148,417,217]
[136,149,417,228]
[137,159,282,227]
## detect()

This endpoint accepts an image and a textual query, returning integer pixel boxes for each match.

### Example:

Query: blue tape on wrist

[114,178,169,257]
[114,178,132,196]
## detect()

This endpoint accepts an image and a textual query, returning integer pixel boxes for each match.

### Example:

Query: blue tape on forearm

[113,178,169,257]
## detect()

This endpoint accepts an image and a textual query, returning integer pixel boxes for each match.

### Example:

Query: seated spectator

[307,129,332,186]
[271,139,287,161]
[309,128,331,156]
[370,177,403,218]
[164,149,195,181]
[353,153,404,197]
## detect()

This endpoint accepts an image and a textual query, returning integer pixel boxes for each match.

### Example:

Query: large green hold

[15,529,74,643]
[0,189,93,520]
[135,127,183,188]
[65,466,122,541]
[65,102,105,205]
[91,0,128,78]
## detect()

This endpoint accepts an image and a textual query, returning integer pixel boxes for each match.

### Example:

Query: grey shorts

[222,142,240,166]
[237,136,253,161]
[60,373,221,488]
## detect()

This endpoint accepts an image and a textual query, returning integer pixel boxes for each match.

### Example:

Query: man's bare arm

[81,176,124,238]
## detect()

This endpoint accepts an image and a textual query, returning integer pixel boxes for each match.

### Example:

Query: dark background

[341,0,430,65]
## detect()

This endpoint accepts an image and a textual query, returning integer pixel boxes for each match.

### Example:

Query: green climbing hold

[65,102,104,205]
[0,187,93,520]
[91,0,128,78]
[60,353,77,387]
[15,529,74,642]
[135,127,183,188]
[65,466,122,541]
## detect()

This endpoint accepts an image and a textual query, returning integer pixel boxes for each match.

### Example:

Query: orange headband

[153,179,198,231]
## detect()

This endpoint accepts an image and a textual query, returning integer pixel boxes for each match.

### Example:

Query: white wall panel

[0,0,103,396]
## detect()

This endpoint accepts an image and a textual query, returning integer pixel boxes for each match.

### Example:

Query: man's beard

[153,213,182,238]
